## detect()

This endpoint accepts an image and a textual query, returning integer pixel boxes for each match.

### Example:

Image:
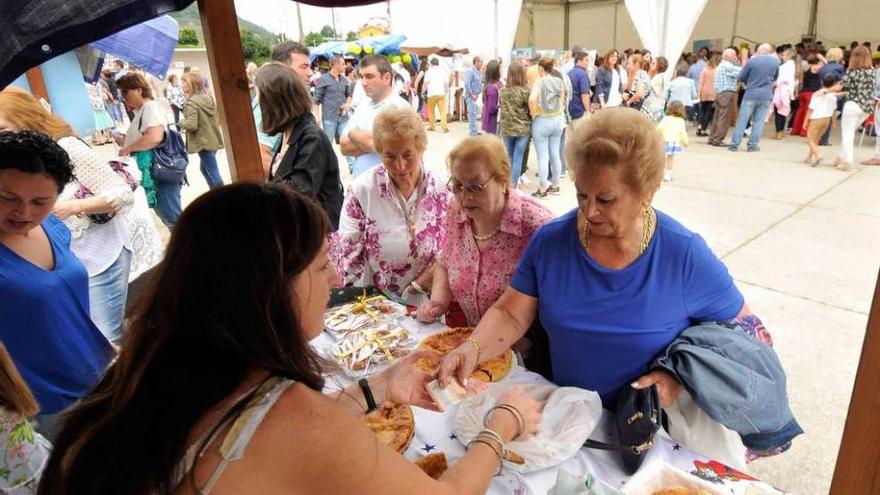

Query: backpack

[149,123,189,183]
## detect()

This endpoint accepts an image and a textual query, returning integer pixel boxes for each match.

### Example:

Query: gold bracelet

[466,337,481,363]
[484,405,525,441]
[467,438,504,474]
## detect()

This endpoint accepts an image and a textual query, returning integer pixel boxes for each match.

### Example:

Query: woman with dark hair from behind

[0,131,114,439]
[258,62,343,229]
[0,343,52,494]
[38,183,542,495]
[481,59,503,135]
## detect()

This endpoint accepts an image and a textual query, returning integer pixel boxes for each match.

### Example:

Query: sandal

[860,157,880,166]
[531,189,548,198]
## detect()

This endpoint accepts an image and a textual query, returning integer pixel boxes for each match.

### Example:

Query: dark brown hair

[538,57,555,74]
[0,344,39,417]
[256,62,314,136]
[116,72,153,100]
[271,40,310,64]
[360,54,393,76]
[603,49,620,69]
[38,183,330,495]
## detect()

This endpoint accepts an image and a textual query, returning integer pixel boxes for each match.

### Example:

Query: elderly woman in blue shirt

[438,108,753,409]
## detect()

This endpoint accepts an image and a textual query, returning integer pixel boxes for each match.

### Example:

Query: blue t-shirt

[511,209,743,405]
[568,66,591,119]
[738,55,779,101]
[0,216,113,414]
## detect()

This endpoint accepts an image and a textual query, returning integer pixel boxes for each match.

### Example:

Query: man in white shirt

[340,55,410,177]
[423,57,450,133]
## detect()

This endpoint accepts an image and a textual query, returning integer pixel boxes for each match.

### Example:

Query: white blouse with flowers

[331,165,449,295]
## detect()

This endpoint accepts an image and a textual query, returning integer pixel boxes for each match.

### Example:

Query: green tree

[240,29,271,62]
[178,28,199,47]
[346,31,357,42]
[320,25,336,39]
[304,31,324,47]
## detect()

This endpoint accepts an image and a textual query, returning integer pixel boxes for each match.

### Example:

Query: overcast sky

[234,0,389,40]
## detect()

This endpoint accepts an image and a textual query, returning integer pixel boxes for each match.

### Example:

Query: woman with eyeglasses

[416,136,553,325]
[331,106,449,302]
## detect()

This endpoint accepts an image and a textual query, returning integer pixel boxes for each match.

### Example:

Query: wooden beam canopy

[830,269,880,493]
[196,0,264,182]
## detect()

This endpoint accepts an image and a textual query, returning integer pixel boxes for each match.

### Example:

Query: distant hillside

[169,4,278,46]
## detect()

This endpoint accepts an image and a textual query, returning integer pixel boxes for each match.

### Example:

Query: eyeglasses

[446,175,497,195]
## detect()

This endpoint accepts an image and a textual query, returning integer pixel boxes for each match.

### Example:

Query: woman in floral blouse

[835,46,875,171]
[416,136,553,325]
[0,344,51,494]
[331,106,449,301]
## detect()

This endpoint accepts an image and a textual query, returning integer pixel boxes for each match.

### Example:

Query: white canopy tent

[624,0,708,66]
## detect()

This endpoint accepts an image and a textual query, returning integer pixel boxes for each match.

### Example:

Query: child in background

[657,100,689,181]
[804,74,843,167]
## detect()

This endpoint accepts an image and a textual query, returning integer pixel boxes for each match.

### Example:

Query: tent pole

[563,0,570,51]
[494,0,499,58]
[830,268,880,493]
[197,0,264,182]
[807,0,818,41]
[730,0,741,46]
[659,0,669,57]
[296,2,305,42]
[612,1,618,51]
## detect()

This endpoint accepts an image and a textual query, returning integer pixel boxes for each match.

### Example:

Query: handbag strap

[583,437,656,455]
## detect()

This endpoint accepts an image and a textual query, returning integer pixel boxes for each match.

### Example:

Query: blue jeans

[730,99,771,150]
[532,115,564,188]
[89,248,132,344]
[557,126,567,179]
[465,95,479,136]
[323,117,348,144]
[106,101,123,123]
[198,150,224,189]
[503,135,529,185]
[155,179,183,228]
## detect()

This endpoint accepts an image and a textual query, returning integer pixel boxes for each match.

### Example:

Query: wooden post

[25,67,49,102]
[196,0,264,182]
[830,269,880,493]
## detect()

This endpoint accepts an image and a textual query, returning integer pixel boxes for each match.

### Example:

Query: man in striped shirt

[707,48,742,146]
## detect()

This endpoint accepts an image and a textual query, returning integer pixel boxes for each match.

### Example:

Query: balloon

[402,54,412,64]
[364,46,374,54]
[391,55,401,63]
[347,44,362,55]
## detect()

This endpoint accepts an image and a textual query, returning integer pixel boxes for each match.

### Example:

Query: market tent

[515,0,877,53]
[91,15,180,78]
[401,46,470,58]
[389,0,523,61]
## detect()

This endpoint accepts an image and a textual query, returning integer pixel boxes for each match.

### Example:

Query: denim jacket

[652,323,803,452]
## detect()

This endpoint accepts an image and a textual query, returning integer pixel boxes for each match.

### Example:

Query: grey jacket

[653,323,803,452]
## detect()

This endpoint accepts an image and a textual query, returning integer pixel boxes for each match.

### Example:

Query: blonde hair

[373,106,428,154]
[0,87,75,139]
[566,107,664,194]
[0,344,39,417]
[826,47,844,63]
[447,135,511,186]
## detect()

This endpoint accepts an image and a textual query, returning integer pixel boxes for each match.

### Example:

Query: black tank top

[802,69,821,92]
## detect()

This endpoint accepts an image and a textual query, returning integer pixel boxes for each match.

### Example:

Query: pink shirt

[441,191,554,325]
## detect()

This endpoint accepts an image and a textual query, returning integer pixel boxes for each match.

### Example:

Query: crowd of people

[5,35,875,494]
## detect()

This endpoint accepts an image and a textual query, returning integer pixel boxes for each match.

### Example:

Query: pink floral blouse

[331,165,450,294]
[441,191,554,325]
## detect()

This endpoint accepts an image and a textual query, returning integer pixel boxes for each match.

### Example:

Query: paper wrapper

[620,458,726,495]
[331,322,416,377]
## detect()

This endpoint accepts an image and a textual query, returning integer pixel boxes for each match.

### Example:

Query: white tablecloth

[315,316,784,495]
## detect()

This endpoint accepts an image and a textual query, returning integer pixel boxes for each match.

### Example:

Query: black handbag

[584,385,665,474]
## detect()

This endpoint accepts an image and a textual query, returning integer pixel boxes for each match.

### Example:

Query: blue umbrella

[91,15,179,79]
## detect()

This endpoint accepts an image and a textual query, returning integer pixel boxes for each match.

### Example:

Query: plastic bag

[664,390,748,472]
[548,469,625,495]
[455,374,602,473]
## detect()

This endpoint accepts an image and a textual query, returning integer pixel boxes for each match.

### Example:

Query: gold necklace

[581,207,654,256]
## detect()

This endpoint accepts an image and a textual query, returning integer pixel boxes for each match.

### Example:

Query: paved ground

[133,118,880,494]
